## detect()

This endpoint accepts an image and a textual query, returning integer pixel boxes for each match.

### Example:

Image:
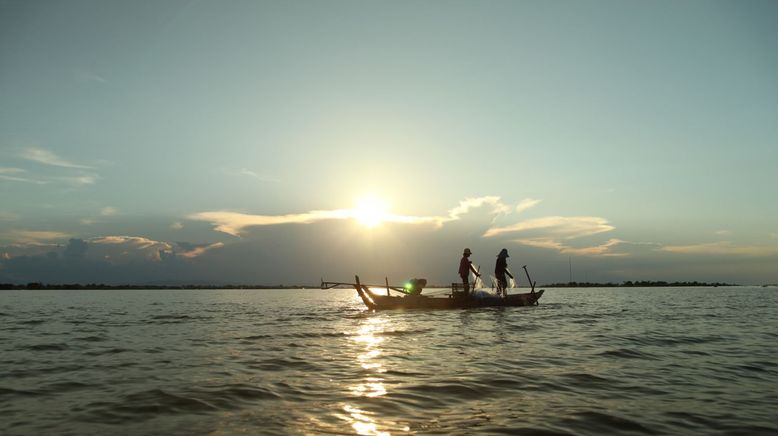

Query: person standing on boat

[459,248,480,295]
[495,248,514,296]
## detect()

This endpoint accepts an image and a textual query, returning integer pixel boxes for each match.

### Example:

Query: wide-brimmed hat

[463,248,472,255]
[498,248,509,258]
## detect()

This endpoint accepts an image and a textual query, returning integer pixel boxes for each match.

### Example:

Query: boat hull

[355,285,543,310]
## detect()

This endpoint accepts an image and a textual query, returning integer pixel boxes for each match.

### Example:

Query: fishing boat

[321,275,544,310]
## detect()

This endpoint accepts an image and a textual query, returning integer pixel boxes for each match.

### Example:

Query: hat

[498,248,509,258]
[463,248,472,255]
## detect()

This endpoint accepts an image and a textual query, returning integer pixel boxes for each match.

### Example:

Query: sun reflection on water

[337,316,402,435]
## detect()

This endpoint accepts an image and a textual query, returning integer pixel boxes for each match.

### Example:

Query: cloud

[61,175,98,186]
[484,216,614,239]
[0,211,20,222]
[18,147,95,169]
[87,236,183,262]
[91,236,172,250]
[715,230,731,236]
[189,210,353,236]
[0,167,48,184]
[63,238,88,260]
[515,198,541,214]
[660,242,778,257]
[0,242,62,259]
[0,230,71,244]
[238,168,280,183]
[75,70,107,83]
[190,196,512,236]
[1,235,225,265]
[447,196,511,219]
[100,206,118,216]
[86,236,223,261]
[177,242,224,258]
[171,222,184,230]
[514,238,627,256]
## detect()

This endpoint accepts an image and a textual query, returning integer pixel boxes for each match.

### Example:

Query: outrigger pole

[321,278,407,294]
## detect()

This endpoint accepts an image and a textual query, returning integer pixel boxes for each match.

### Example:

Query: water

[1,287,777,435]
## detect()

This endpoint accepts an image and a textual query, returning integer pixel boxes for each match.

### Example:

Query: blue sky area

[1,0,777,285]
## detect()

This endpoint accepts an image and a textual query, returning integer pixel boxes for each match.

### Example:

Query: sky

[1,0,777,286]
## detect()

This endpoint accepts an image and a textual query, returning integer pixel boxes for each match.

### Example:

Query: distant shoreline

[0,283,313,290]
[3,281,770,290]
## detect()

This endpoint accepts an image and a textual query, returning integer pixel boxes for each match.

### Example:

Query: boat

[321,275,544,310]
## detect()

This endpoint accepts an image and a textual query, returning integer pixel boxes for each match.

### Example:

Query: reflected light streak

[339,316,395,434]
[342,405,390,436]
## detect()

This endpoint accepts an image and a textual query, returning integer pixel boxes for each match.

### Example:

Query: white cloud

[515,198,541,214]
[0,167,48,184]
[89,236,174,262]
[171,222,184,230]
[660,242,778,257]
[62,175,98,186]
[514,238,627,256]
[91,236,169,249]
[0,230,71,244]
[447,196,511,219]
[87,236,223,261]
[189,209,354,236]
[189,196,512,236]
[715,230,731,236]
[18,147,95,169]
[177,242,224,258]
[484,216,614,239]
[100,206,118,216]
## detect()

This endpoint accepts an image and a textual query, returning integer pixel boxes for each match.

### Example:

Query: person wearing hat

[494,248,514,297]
[458,248,480,295]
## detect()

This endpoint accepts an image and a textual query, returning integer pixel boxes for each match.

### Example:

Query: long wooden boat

[322,275,544,310]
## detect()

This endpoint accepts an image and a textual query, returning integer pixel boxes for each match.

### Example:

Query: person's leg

[461,275,470,295]
[497,274,507,296]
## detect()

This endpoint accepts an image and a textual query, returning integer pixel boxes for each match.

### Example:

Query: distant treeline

[0,283,313,290]
[543,280,736,288]
[1,281,746,290]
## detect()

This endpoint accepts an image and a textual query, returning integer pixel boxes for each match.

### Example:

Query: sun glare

[354,197,387,228]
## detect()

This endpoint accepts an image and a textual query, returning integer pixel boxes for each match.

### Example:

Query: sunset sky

[2,0,777,285]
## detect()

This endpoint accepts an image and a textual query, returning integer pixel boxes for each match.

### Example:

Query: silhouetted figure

[458,248,480,295]
[495,248,514,297]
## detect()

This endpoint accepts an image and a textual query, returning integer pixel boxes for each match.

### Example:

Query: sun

[353,196,387,228]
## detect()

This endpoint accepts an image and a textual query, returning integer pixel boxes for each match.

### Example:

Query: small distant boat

[321,275,544,310]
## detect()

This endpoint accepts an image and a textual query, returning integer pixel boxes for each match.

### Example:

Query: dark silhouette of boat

[322,275,544,310]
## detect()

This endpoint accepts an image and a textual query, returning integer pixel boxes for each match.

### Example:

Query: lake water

[1,286,777,435]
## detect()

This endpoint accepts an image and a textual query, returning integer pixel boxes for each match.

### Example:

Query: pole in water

[522,265,535,293]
